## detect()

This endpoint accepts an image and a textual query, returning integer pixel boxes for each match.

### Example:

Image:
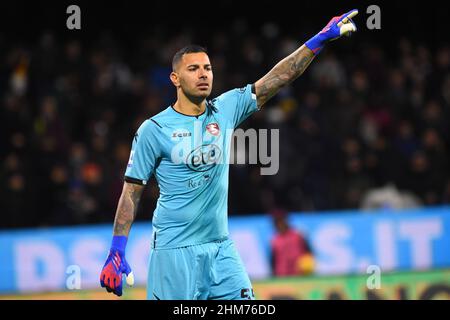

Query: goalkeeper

[100,9,358,299]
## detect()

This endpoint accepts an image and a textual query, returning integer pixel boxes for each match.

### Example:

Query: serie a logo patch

[127,150,135,168]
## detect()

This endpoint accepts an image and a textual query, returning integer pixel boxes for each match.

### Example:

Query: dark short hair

[172,45,208,71]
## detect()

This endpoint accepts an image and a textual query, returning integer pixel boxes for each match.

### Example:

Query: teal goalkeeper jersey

[124,84,259,249]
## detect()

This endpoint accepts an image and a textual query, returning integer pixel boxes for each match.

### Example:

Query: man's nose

[198,69,208,79]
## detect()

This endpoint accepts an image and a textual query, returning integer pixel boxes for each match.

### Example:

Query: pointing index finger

[337,9,359,27]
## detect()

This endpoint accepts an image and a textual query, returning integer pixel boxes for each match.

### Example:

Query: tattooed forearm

[255,45,315,107]
[113,182,145,236]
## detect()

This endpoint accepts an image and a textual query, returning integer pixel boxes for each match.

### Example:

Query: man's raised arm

[255,9,358,108]
[254,45,315,107]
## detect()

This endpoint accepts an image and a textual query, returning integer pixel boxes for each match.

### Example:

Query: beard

[183,86,211,103]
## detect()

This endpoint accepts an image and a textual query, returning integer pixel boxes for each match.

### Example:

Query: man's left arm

[254,45,315,107]
[254,9,358,108]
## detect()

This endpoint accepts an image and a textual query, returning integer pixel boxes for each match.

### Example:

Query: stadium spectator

[270,209,315,276]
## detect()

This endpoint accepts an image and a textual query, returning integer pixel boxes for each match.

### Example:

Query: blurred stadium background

[0,0,449,299]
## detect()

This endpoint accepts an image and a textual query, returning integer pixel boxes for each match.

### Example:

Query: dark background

[1,1,449,228]
[1,1,446,44]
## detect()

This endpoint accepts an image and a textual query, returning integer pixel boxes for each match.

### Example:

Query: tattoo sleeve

[113,182,145,236]
[255,45,315,107]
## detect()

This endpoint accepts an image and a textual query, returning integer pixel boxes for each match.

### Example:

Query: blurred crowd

[1,20,449,229]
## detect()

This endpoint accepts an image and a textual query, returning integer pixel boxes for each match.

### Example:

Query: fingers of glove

[104,277,113,292]
[337,9,358,27]
[121,260,134,287]
[100,274,106,288]
[110,277,117,290]
[104,276,120,293]
[347,9,359,19]
[112,277,117,291]
[125,271,135,287]
[114,282,123,297]
[111,274,121,290]
[339,21,357,36]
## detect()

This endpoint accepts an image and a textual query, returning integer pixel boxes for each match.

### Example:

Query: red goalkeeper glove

[305,9,358,54]
[100,236,134,297]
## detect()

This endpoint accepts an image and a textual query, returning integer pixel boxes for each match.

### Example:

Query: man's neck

[173,93,206,116]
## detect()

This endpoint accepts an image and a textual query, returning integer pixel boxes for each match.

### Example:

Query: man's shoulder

[212,84,254,108]
[150,106,173,124]
[214,85,249,100]
[138,106,173,133]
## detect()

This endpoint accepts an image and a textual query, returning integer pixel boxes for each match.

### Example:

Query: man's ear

[170,72,180,87]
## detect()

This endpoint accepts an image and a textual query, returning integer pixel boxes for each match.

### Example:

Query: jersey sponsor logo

[188,174,211,188]
[172,132,192,138]
[186,144,222,172]
[206,123,220,136]
[171,129,192,140]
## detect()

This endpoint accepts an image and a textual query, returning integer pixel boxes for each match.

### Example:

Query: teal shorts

[147,237,254,300]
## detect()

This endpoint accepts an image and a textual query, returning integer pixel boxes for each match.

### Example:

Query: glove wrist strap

[305,32,328,55]
[111,235,127,253]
